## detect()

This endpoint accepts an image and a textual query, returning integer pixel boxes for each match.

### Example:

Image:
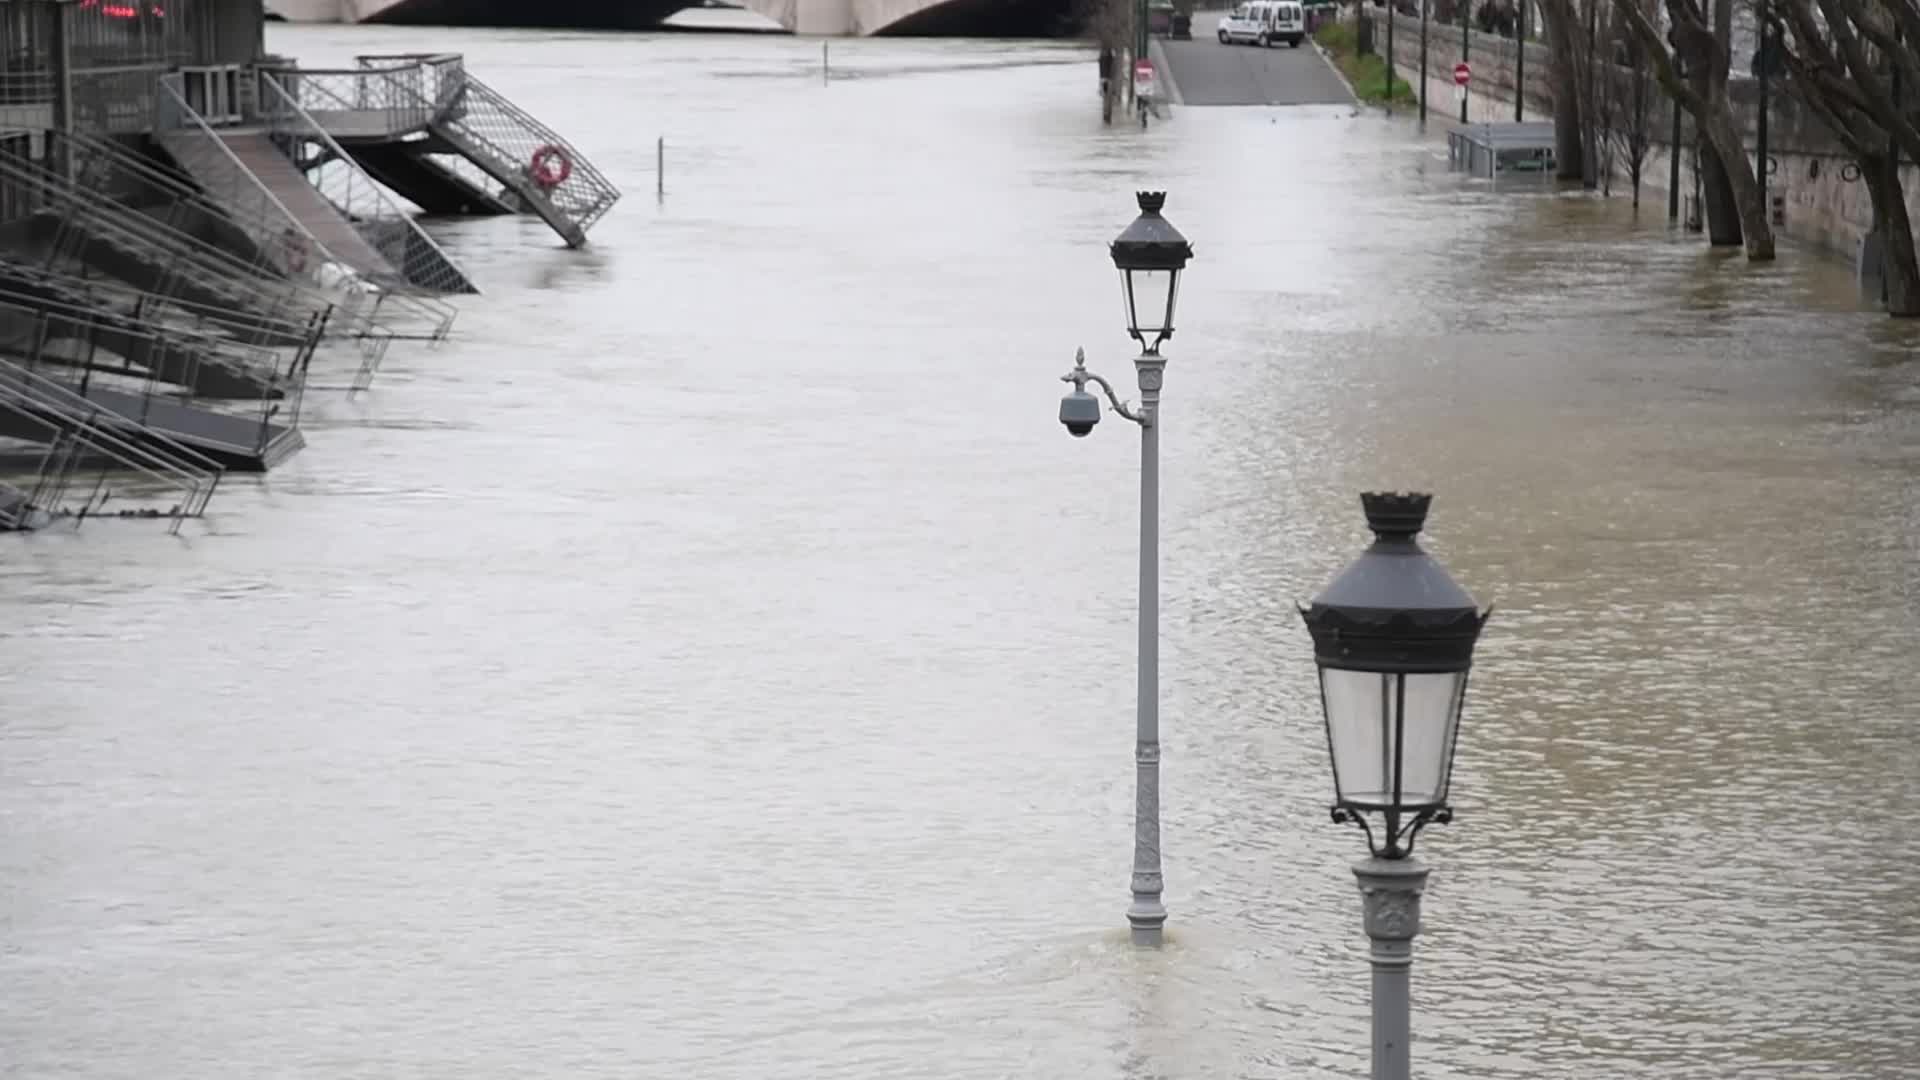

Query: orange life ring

[530,144,572,190]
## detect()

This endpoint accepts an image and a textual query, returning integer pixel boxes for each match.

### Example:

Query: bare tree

[1616,0,1778,257]
[1775,0,1920,312]
[1606,0,1661,205]
[1077,0,1133,123]
[1537,0,1593,180]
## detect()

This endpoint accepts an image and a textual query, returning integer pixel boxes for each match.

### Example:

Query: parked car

[1218,0,1307,46]
[1147,1,1176,36]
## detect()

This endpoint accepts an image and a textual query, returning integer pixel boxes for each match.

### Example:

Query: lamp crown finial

[1135,191,1167,214]
[1360,491,1432,541]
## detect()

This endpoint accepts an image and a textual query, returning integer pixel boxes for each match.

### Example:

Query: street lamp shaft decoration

[1056,191,1194,947]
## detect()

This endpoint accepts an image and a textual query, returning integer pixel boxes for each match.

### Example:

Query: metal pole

[1419,0,1429,120]
[1756,0,1769,202]
[1354,857,1430,1080]
[1513,1,1525,122]
[1459,0,1469,124]
[1387,4,1396,106]
[1583,0,1597,189]
[1127,351,1166,947]
[1668,86,1681,221]
[51,0,74,185]
[1137,0,1150,79]
[823,41,830,85]
[656,136,664,200]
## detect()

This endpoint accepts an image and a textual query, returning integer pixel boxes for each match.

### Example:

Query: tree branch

[1615,0,1707,112]
[1815,0,1920,165]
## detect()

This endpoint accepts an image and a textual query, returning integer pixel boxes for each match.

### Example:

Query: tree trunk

[1541,1,1587,180]
[1698,104,1778,258]
[1863,151,1920,315]
[1698,138,1743,246]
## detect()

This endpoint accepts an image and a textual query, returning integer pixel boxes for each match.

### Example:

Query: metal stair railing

[257,64,433,139]
[0,255,325,356]
[348,55,619,243]
[0,146,413,383]
[0,357,224,532]
[57,129,444,346]
[0,144,331,334]
[0,283,294,399]
[444,72,620,237]
[157,75,459,338]
[0,295,292,465]
[355,54,466,116]
[255,72,477,297]
[60,128,291,285]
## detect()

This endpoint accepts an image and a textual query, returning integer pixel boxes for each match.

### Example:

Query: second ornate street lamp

[1057,191,1194,947]
[1298,492,1491,1080]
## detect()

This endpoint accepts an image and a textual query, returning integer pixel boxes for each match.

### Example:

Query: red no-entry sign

[1453,62,1472,86]
[1133,58,1157,98]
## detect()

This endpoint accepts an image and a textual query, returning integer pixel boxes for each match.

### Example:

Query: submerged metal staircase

[158,73,476,297]
[266,55,619,249]
[58,129,448,351]
[0,137,416,397]
[0,357,223,533]
[0,289,305,471]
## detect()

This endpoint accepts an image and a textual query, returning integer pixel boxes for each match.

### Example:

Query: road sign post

[1453,61,1470,122]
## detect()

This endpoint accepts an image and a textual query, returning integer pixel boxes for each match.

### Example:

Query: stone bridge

[267,0,1077,35]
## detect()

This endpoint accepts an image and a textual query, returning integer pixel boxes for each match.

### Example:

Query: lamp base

[1127,898,1167,947]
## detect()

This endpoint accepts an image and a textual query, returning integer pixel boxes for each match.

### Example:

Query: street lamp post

[1298,493,1491,1080]
[1058,191,1195,948]
[1418,0,1429,122]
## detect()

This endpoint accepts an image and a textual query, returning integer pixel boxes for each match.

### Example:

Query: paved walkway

[1156,13,1354,107]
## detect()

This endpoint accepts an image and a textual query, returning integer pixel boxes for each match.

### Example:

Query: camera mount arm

[1061,347,1147,426]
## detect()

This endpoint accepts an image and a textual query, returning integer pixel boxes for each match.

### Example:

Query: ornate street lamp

[1109,191,1192,356]
[1056,191,1194,947]
[1298,492,1490,1080]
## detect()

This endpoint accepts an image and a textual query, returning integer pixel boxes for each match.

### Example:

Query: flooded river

[3,20,1918,1080]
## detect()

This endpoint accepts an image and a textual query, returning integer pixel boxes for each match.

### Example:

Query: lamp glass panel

[1319,668,1466,809]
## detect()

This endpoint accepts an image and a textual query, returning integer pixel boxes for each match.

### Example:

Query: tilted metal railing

[0,252,322,356]
[0,282,297,401]
[0,146,331,349]
[356,54,466,115]
[0,136,327,322]
[254,72,476,296]
[0,356,224,533]
[64,118,445,349]
[155,75,458,337]
[348,54,619,242]
[0,136,410,392]
[257,65,432,138]
[0,291,301,466]
[451,72,619,236]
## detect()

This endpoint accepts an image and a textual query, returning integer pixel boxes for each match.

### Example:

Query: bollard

[656,136,664,199]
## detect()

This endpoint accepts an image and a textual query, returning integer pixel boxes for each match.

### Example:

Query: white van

[1218,0,1306,47]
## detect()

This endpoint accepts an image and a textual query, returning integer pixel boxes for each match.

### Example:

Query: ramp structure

[259,56,619,249]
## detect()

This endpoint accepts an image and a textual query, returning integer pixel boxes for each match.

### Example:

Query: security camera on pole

[1056,191,1195,947]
